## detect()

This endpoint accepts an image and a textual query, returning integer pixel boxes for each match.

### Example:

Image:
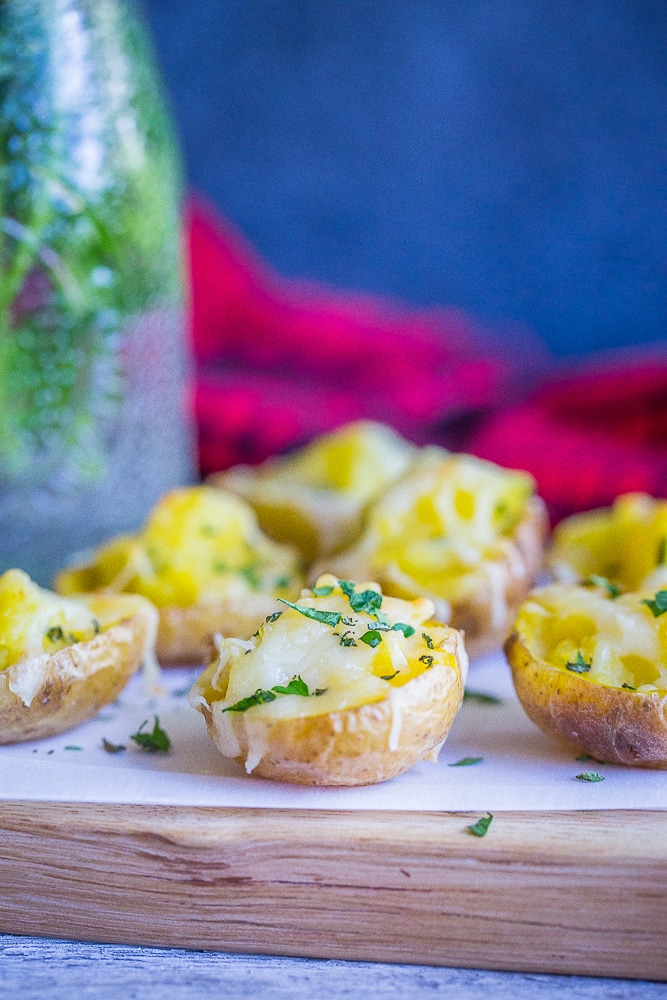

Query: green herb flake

[566,651,591,674]
[102,738,126,754]
[92,619,101,635]
[375,609,391,627]
[467,812,493,837]
[338,580,383,616]
[463,690,503,705]
[130,716,171,753]
[274,575,291,589]
[380,670,400,681]
[622,683,637,691]
[311,584,334,596]
[392,622,415,637]
[583,575,621,599]
[450,756,483,767]
[422,632,435,649]
[335,631,357,647]
[641,590,667,618]
[575,770,605,782]
[419,654,434,668]
[239,564,262,590]
[45,625,65,643]
[272,676,309,697]
[64,745,82,751]
[360,630,383,648]
[657,537,666,567]
[278,599,342,628]
[265,611,283,623]
[223,676,326,713]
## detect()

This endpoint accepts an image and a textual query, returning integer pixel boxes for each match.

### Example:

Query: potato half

[549,492,667,592]
[211,420,416,562]
[505,582,667,767]
[320,448,548,658]
[55,486,304,664]
[0,569,158,744]
[190,575,467,785]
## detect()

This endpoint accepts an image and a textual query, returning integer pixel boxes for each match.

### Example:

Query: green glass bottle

[0,0,194,583]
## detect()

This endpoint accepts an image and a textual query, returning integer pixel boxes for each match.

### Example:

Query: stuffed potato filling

[55,486,302,608]
[217,421,416,560]
[514,583,667,692]
[0,568,116,671]
[192,574,464,721]
[550,492,667,593]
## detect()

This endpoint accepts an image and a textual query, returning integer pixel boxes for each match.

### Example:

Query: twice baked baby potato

[212,420,416,562]
[320,448,548,657]
[549,492,667,593]
[505,581,667,767]
[0,568,157,744]
[55,486,303,664]
[190,574,467,785]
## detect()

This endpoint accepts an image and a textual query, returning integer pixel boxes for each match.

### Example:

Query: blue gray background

[142,0,666,357]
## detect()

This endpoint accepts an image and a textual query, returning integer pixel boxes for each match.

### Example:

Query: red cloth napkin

[188,197,667,521]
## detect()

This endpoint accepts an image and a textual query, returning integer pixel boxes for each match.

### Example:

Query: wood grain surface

[1,802,665,980]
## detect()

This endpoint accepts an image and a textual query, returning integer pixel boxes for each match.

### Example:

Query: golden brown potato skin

[155,593,284,664]
[505,629,667,768]
[195,633,465,786]
[0,598,157,744]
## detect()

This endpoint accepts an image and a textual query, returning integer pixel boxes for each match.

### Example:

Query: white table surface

[2,936,666,999]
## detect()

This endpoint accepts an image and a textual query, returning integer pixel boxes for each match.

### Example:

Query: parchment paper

[1,651,665,810]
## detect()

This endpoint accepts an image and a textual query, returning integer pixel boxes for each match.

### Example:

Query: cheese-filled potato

[190,574,467,785]
[505,581,667,767]
[55,486,303,664]
[212,420,416,561]
[0,568,157,743]
[549,492,667,593]
[320,448,548,657]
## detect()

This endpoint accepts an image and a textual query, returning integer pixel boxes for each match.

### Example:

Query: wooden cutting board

[1,801,665,981]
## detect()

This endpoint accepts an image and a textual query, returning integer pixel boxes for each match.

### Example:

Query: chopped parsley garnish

[131,716,171,752]
[467,812,493,837]
[375,609,390,627]
[45,625,65,643]
[334,630,357,647]
[265,611,283,623]
[380,670,399,681]
[92,619,101,635]
[102,739,126,754]
[641,590,667,618]
[449,756,483,767]
[360,630,382,648]
[271,676,309,697]
[391,622,415,637]
[223,675,326,712]
[338,580,383,616]
[274,575,291,589]
[278,598,342,628]
[463,690,503,705]
[212,560,228,574]
[311,584,334,596]
[657,537,666,566]
[238,564,262,589]
[566,651,591,674]
[622,683,637,690]
[575,770,604,782]
[64,746,82,751]
[422,633,434,649]
[419,654,434,668]
[583,575,621,599]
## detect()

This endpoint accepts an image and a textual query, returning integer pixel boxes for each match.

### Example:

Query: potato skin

[155,593,285,664]
[505,629,667,768]
[0,597,157,744]
[194,630,465,786]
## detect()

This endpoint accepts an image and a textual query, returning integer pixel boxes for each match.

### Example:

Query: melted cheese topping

[196,575,458,720]
[345,449,535,604]
[0,569,107,671]
[516,583,667,691]
[56,486,302,608]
